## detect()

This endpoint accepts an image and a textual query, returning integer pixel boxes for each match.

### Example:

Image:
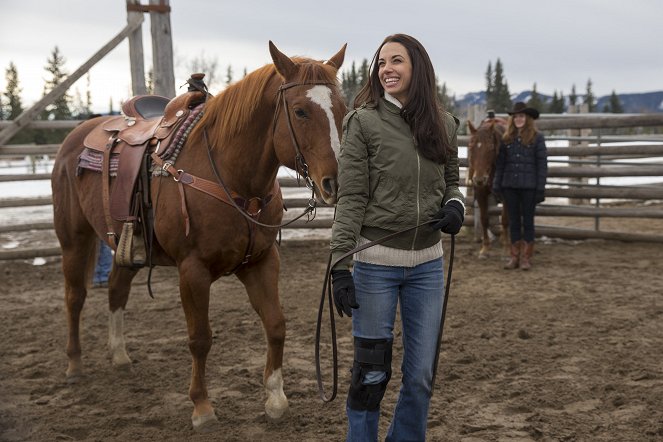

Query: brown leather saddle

[83,90,206,223]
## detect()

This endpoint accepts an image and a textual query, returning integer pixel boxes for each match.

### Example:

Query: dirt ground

[1,228,662,441]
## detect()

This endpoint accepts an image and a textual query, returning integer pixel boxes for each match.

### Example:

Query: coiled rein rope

[314,219,456,402]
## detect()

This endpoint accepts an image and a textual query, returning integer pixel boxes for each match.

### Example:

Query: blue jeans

[502,188,536,243]
[346,258,445,442]
[93,240,113,285]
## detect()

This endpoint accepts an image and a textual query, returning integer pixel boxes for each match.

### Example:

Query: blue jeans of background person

[502,188,537,243]
[346,258,445,442]
[93,240,113,286]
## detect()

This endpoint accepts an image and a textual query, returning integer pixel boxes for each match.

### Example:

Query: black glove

[331,269,359,317]
[493,191,503,204]
[535,190,545,204]
[431,200,464,235]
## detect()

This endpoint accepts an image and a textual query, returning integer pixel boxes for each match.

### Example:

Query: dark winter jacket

[493,132,547,191]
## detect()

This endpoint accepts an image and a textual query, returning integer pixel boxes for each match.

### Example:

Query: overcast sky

[1,0,661,113]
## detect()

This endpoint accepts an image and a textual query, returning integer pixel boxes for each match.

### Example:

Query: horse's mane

[191,57,339,150]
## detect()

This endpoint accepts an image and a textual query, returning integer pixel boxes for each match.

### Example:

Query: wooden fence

[1,115,663,259]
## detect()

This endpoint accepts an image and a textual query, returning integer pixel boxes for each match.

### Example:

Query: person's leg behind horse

[93,240,113,287]
[502,188,524,269]
[348,261,400,441]
[386,257,444,441]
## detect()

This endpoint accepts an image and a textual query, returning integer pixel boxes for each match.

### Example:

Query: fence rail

[2,114,663,259]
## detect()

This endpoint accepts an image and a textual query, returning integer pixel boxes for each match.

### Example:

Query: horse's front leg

[178,259,218,432]
[107,265,140,367]
[236,244,289,420]
[478,195,491,259]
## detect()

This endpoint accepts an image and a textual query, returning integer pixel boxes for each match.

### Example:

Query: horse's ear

[468,120,477,135]
[325,43,347,71]
[269,41,297,80]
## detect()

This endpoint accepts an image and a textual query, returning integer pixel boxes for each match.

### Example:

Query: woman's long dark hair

[354,33,451,164]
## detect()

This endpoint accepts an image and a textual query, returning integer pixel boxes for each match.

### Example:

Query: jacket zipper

[411,152,421,249]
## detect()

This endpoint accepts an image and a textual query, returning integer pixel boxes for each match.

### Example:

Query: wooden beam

[0,17,144,145]
[150,0,175,98]
[538,114,663,130]
[127,0,147,95]
[547,144,663,157]
[0,144,60,156]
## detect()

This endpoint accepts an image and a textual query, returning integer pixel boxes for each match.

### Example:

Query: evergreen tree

[71,73,92,119]
[225,65,233,86]
[41,46,72,121]
[583,78,595,112]
[485,61,493,109]
[491,59,512,112]
[2,62,33,143]
[109,97,115,115]
[340,58,369,107]
[341,61,359,104]
[3,62,23,120]
[36,46,72,144]
[436,80,455,114]
[527,82,545,112]
[358,58,369,86]
[569,84,577,106]
[608,90,624,113]
[549,90,565,113]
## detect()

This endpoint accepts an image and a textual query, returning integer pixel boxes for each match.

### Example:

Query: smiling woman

[330,33,465,441]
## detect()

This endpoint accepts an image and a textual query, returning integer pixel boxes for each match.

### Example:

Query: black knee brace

[347,337,393,411]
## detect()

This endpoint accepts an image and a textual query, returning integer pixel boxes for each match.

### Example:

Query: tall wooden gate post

[126,0,147,96]
[149,0,175,98]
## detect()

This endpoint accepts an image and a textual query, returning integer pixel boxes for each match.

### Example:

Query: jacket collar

[384,92,403,109]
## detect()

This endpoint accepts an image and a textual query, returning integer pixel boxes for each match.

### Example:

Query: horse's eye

[294,108,307,119]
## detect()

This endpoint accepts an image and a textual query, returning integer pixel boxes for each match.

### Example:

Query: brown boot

[520,242,534,271]
[504,241,521,269]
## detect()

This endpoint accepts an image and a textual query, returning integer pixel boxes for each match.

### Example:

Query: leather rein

[314,220,456,402]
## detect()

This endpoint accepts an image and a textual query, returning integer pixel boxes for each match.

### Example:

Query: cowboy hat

[507,101,540,119]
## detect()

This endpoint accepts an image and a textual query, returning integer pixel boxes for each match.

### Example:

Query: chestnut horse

[466,117,509,258]
[51,41,346,431]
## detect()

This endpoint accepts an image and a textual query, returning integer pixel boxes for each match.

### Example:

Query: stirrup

[115,222,146,268]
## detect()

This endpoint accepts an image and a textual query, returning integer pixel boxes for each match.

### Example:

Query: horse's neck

[205,102,280,197]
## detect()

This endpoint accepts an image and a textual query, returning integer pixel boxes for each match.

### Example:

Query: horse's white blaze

[306,85,340,159]
[108,309,131,366]
[264,368,289,419]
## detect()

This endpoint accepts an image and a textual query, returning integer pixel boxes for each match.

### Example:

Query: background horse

[51,41,346,432]
[466,117,509,258]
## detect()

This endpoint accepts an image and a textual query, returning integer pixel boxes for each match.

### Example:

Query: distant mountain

[455,90,663,113]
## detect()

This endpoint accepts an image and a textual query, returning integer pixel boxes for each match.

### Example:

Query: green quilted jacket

[330,98,464,268]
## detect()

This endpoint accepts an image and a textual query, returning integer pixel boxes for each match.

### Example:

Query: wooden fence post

[150,0,175,98]
[127,0,147,96]
[567,103,590,204]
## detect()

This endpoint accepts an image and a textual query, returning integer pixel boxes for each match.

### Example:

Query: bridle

[272,80,335,191]
[205,80,337,229]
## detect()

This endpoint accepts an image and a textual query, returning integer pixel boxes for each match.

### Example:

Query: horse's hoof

[65,373,83,384]
[478,253,488,260]
[66,362,83,383]
[192,411,219,433]
[265,395,289,420]
[111,349,132,368]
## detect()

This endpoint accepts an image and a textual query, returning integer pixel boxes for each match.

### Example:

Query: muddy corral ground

[1,231,662,441]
